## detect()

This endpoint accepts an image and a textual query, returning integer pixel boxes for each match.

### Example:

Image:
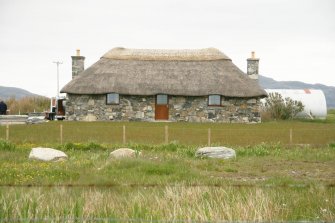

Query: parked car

[26,112,47,124]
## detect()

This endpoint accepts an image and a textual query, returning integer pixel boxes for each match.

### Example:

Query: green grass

[0,141,335,221]
[0,119,334,221]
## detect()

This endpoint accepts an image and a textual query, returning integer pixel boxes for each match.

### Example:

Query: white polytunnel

[263,89,327,119]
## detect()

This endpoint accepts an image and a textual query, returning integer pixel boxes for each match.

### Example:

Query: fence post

[60,124,63,144]
[6,124,9,141]
[208,128,211,146]
[165,125,169,144]
[123,125,126,144]
[289,128,293,145]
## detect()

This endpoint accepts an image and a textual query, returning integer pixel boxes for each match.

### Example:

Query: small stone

[29,147,68,161]
[135,111,144,118]
[84,114,97,122]
[242,117,249,122]
[109,148,141,159]
[247,99,256,104]
[196,147,236,159]
[88,99,95,106]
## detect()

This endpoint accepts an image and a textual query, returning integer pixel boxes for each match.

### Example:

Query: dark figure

[0,101,7,115]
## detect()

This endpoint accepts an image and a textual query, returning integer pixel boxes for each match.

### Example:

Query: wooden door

[155,94,169,120]
[57,99,65,116]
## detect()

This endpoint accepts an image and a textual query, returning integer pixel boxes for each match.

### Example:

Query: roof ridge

[101,47,231,61]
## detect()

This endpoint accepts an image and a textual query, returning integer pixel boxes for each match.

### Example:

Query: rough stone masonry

[65,94,262,123]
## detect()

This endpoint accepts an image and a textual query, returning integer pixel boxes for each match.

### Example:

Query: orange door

[155,94,169,120]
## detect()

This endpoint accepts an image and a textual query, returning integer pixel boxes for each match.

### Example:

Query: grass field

[0,117,334,222]
[0,140,335,221]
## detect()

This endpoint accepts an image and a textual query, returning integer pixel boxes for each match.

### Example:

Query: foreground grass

[0,141,334,221]
[1,185,334,222]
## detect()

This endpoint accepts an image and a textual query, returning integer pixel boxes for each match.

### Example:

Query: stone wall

[65,94,262,123]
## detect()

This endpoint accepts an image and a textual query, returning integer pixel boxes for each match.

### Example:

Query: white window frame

[106,93,120,105]
[208,95,221,106]
[156,94,168,105]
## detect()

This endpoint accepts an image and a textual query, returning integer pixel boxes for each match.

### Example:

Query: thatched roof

[61,47,267,98]
[102,47,230,61]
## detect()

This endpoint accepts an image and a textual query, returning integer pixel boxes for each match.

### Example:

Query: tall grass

[0,185,334,222]
[5,96,49,115]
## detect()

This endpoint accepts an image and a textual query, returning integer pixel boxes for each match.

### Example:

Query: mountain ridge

[0,86,43,100]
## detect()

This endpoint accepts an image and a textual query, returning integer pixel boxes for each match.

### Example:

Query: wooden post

[6,124,9,141]
[165,125,169,144]
[208,128,211,146]
[123,125,126,144]
[289,128,292,145]
[60,124,63,144]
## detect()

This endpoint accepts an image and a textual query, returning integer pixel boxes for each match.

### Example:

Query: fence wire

[0,218,327,223]
[0,183,334,189]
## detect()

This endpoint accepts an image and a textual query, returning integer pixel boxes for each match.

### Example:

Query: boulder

[196,147,236,159]
[29,147,68,161]
[109,148,140,159]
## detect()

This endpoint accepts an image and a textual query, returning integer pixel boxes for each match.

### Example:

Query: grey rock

[196,147,236,159]
[109,148,141,159]
[29,147,68,161]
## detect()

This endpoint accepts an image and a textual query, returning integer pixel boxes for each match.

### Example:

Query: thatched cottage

[61,48,267,123]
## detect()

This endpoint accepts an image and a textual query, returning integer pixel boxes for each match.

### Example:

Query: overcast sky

[1,0,334,98]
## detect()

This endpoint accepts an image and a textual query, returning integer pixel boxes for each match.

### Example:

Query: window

[156,94,168,105]
[208,95,221,106]
[107,93,119,104]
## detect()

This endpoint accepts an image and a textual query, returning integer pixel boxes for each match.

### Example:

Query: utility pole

[53,61,63,98]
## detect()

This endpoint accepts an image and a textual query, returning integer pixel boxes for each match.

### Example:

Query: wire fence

[1,122,334,146]
[0,217,325,223]
[2,183,333,188]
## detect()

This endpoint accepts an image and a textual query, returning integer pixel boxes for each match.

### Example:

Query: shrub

[263,92,304,120]
[0,139,16,151]
[237,142,281,157]
[60,142,106,151]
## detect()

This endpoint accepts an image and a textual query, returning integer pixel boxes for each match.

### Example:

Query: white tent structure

[264,89,327,119]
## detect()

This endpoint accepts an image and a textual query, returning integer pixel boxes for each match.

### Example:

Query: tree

[263,92,304,120]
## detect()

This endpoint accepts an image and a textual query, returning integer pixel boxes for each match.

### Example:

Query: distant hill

[0,86,42,100]
[259,75,335,108]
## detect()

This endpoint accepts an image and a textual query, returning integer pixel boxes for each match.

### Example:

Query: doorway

[155,94,169,120]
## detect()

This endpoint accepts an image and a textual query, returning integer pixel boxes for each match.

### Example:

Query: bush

[60,142,106,151]
[263,92,304,120]
[0,140,16,151]
[237,142,281,157]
